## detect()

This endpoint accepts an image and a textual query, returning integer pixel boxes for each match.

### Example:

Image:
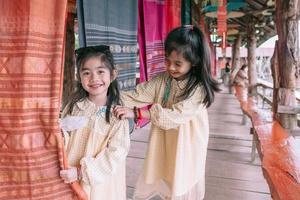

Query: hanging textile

[137,0,181,127]
[77,0,138,91]
[0,0,80,199]
[138,0,181,82]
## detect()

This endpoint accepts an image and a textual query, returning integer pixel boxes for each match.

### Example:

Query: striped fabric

[77,0,138,91]
[138,0,181,81]
[0,1,77,199]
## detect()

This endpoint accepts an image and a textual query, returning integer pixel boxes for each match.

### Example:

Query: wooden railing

[255,79,273,108]
[234,86,300,200]
[255,79,300,129]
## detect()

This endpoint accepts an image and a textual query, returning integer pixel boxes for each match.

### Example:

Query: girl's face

[79,56,115,103]
[165,51,192,80]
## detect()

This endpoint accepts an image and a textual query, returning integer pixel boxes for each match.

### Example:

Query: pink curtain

[138,0,181,82]
[137,0,181,127]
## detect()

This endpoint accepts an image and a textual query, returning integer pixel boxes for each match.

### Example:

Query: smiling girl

[114,25,220,200]
[60,45,130,200]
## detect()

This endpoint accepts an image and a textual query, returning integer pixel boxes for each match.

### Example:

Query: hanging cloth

[0,0,80,199]
[136,0,181,127]
[138,0,181,82]
[77,0,138,91]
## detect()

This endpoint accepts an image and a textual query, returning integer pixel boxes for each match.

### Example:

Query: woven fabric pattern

[0,1,76,199]
[138,0,181,81]
[77,0,138,91]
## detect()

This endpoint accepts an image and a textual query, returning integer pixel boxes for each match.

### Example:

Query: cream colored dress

[122,72,209,200]
[63,98,130,200]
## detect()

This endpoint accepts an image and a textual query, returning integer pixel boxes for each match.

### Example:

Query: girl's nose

[168,64,175,71]
[90,72,98,81]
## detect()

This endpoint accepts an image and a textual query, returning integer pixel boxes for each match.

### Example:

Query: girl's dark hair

[164,25,220,107]
[66,45,121,123]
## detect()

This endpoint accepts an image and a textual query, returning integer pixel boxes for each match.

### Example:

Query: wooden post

[275,0,299,129]
[230,34,242,83]
[247,19,257,96]
[271,42,279,116]
[62,2,76,109]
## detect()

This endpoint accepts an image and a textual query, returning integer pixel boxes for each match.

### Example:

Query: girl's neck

[88,95,107,106]
[173,72,190,81]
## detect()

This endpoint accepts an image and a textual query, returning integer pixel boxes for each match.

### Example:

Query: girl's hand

[60,167,79,183]
[113,105,135,120]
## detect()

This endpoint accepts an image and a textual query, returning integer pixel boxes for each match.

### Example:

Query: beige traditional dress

[122,72,209,200]
[63,98,130,200]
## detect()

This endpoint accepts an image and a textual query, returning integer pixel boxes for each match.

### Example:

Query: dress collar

[168,74,189,89]
[76,98,106,112]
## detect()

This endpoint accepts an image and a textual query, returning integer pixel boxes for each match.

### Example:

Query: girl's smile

[88,82,105,88]
[79,56,113,105]
[165,51,192,80]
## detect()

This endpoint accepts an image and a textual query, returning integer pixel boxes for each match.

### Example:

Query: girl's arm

[121,73,164,108]
[115,86,206,129]
[79,119,130,185]
[149,87,206,130]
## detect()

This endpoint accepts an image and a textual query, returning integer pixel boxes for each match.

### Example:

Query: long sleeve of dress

[121,74,161,108]
[79,119,130,186]
[149,87,205,130]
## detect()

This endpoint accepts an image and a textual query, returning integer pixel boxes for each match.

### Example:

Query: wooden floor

[126,85,271,200]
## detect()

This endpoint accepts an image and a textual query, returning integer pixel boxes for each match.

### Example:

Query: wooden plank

[206,176,269,194]
[126,157,144,188]
[128,141,147,159]
[208,137,253,154]
[205,184,270,200]
[206,158,267,183]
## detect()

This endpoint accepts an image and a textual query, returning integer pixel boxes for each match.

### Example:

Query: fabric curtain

[137,0,181,127]
[138,0,181,82]
[0,0,79,199]
[77,0,138,91]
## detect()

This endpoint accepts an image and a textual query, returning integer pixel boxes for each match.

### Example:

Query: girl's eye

[97,70,104,74]
[82,71,90,76]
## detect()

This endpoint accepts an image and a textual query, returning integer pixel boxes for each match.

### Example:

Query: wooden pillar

[271,42,280,115]
[230,34,242,83]
[62,2,76,109]
[247,20,257,96]
[274,0,300,129]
